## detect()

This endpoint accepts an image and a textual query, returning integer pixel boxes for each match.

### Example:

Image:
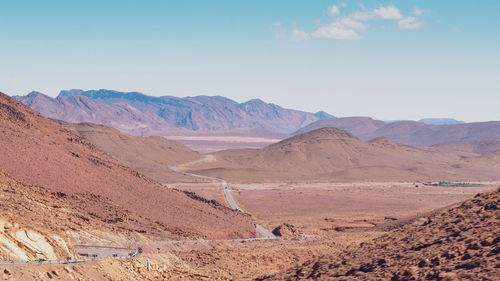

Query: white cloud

[312,18,366,40]
[340,2,347,8]
[326,5,340,17]
[352,5,403,20]
[312,26,362,40]
[398,17,424,29]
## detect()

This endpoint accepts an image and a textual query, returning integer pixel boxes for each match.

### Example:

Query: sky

[1,0,499,122]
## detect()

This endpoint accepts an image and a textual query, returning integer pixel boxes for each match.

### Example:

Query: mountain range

[293,117,500,146]
[14,89,332,136]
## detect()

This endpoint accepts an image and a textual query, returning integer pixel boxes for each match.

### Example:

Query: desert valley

[0,89,498,280]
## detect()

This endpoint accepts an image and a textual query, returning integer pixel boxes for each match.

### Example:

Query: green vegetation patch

[432,181,485,187]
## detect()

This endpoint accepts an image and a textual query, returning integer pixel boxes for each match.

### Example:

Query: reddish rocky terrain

[0,92,256,240]
[257,187,500,280]
[0,169,180,261]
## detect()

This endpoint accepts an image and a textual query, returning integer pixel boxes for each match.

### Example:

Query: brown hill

[60,122,201,183]
[294,118,500,146]
[187,127,500,182]
[257,187,500,280]
[0,92,256,240]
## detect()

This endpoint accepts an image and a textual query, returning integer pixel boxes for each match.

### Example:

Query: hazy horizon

[1,0,499,122]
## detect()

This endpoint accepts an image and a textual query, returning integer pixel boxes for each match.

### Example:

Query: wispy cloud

[398,17,424,29]
[326,5,340,18]
[351,5,403,20]
[413,8,424,16]
[312,18,366,40]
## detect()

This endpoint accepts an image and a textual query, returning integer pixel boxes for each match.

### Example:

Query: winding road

[171,155,276,238]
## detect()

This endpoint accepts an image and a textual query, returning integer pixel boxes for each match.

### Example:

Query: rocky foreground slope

[0,170,168,261]
[258,187,500,280]
[0,92,256,240]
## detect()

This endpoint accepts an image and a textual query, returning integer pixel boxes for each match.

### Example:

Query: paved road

[171,156,276,238]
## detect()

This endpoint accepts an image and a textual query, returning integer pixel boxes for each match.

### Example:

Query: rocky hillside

[0,92,256,240]
[61,122,201,183]
[258,187,500,280]
[14,90,332,136]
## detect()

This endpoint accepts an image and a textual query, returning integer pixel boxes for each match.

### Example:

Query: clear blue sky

[1,0,499,121]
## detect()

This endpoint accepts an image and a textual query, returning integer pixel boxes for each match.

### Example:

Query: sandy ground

[233,182,499,235]
[175,181,499,236]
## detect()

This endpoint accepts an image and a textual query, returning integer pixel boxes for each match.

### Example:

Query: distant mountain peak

[27,90,45,96]
[58,89,84,98]
[245,98,266,104]
[313,111,335,119]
